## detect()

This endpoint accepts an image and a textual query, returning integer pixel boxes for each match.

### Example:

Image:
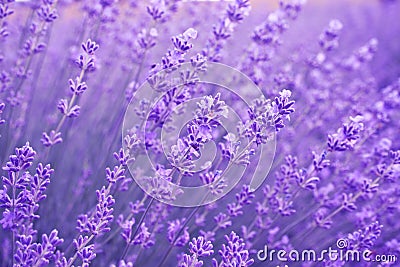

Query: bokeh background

[1,0,400,266]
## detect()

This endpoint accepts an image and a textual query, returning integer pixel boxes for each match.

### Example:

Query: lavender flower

[150,28,198,74]
[212,231,254,266]
[42,38,99,147]
[189,236,214,257]
[167,93,228,175]
[327,115,364,152]
[227,185,255,217]
[178,236,214,267]
[40,130,62,147]
[132,223,153,247]
[203,0,251,62]
[314,148,400,229]
[1,142,36,229]
[0,142,62,266]
[64,134,138,266]
[319,19,343,51]
[238,89,295,147]
[2,0,59,116]
[345,221,382,250]
[0,102,5,125]
[167,219,189,247]
[241,0,305,85]
[199,170,226,196]
[0,3,13,43]
[342,38,379,70]
[1,1,400,266]
[15,229,63,266]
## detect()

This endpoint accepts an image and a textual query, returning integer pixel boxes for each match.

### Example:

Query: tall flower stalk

[41,38,99,150]
[0,1,399,266]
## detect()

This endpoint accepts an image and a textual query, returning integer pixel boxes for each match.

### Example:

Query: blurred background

[1,0,400,266]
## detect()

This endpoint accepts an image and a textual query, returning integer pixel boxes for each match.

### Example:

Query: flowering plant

[0,0,399,266]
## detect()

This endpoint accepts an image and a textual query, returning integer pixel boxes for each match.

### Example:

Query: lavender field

[0,0,400,266]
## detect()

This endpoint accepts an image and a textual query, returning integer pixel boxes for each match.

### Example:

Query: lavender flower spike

[212,231,254,266]
[178,236,214,267]
[42,38,99,148]
[0,102,5,125]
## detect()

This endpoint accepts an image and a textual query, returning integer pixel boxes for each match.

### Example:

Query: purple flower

[1,1,400,266]
[133,223,154,248]
[81,39,99,55]
[40,130,62,147]
[2,142,35,173]
[76,186,115,236]
[106,165,126,184]
[312,150,330,171]
[238,90,295,147]
[0,102,5,124]
[214,213,232,229]
[168,219,190,247]
[172,28,198,52]
[203,0,250,62]
[0,71,11,93]
[69,78,88,95]
[57,98,80,118]
[227,185,255,217]
[178,254,203,267]
[345,221,382,250]
[15,229,63,266]
[189,236,214,257]
[76,39,99,71]
[37,3,58,23]
[178,236,214,267]
[0,143,61,266]
[0,4,13,20]
[341,193,357,211]
[146,3,165,21]
[150,28,197,74]
[342,38,379,70]
[199,170,226,196]
[117,214,135,244]
[136,28,158,51]
[319,19,343,51]
[73,236,96,266]
[212,231,254,267]
[42,38,99,148]
[327,115,364,152]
